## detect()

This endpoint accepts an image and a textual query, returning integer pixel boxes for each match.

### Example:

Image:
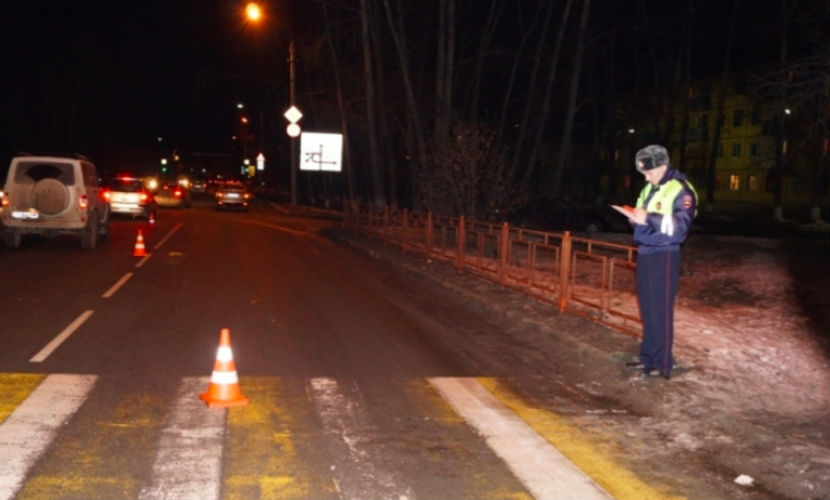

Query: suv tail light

[79,194,89,210]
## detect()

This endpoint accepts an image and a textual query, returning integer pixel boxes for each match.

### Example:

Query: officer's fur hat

[635,145,669,172]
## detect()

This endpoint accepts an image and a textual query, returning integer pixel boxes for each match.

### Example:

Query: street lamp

[245,2,298,205]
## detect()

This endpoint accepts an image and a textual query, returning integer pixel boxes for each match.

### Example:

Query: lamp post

[245,2,298,205]
[288,36,297,206]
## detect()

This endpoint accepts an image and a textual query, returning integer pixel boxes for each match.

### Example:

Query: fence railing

[344,206,643,337]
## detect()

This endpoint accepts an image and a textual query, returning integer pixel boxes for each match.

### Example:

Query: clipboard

[610,204,637,221]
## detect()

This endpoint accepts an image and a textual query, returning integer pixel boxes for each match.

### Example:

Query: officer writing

[624,145,697,379]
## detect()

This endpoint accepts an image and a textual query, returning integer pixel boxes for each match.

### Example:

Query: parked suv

[0,154,110,249]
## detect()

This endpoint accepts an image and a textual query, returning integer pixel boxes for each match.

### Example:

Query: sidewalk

[330,223,830,500]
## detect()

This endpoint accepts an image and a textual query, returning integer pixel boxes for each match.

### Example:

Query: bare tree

[551,0,591,196]
[703,0,742,210]
[359,0,385,208]
[379,0,428,208]
[320,1,356,207]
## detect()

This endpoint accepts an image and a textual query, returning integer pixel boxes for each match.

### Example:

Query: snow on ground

[333,219,830,499]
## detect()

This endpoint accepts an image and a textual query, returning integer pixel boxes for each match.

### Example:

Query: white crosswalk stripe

[138,377,226,500]
[0,374,98,500]
[430,377,613,500]
[309,377,415,500]
[0,374,635,500]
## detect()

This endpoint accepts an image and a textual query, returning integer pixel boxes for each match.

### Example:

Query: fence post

[426,212,434,257]
[456,216,465,270]
[558,231,572,312]
[401,208,409,253]
[499,222,509,287]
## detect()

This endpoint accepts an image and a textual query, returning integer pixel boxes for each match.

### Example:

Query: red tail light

[174,189,183,198]
[102,190,111,202]
[79,194,89,210]
[139,192,149,203]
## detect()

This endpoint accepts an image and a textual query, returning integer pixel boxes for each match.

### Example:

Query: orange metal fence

[344,206,643,337]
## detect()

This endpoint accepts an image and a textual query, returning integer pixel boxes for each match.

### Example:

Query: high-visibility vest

[636,178,698,217]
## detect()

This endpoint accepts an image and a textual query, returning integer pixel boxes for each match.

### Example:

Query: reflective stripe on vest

[636,179,697,236]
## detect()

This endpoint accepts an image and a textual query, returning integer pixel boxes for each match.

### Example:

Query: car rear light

[139,192,149,203]
[102,190,111,202]
[174,189,182,197]
[79,194,89,210]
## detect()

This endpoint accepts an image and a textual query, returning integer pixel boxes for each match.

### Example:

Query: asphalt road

[0,195,802,500]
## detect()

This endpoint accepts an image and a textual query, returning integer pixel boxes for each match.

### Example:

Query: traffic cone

[199,328,249,408]
[133,229,148,257]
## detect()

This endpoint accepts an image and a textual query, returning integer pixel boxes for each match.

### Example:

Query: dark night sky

[0,0,810,175]
[1,1,288,167]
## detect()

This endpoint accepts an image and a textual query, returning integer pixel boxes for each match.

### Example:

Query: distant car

[103,176,156,221]
[191,178,207,194]
[0,154,110,249]
[153,177,191,208]
[214,181,252,210]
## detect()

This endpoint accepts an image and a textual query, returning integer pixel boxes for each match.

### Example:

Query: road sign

[300,132,343,172]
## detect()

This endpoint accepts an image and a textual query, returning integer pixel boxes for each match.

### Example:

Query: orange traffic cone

[199,328,249,408]
[133,229,148,257]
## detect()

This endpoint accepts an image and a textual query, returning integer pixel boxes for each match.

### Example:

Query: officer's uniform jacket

[633,166,697,254]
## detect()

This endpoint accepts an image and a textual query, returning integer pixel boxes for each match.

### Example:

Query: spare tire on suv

[0,154,110,249]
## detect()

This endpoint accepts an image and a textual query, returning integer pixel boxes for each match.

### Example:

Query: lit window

[782,139,788,155]
[729,175,741,191]
[748,175,759,191]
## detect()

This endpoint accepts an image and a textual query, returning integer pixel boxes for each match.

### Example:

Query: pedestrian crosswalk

[0,373,665,500]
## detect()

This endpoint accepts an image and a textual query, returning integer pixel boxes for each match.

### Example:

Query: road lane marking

[478,378,678,500]
[102,272,133,298]
[310,377,414,500]
[134,254,152,268]
[0,374,97,500]
[29,310,94,363]
[152,222,183,251]
[429,377,612,500]
[138,377,226,500]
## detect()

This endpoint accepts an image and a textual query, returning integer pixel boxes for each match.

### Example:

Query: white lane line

[138,377,226,500]
[153,222,183,251]
[29,310,95,363]
[102,272,133,298]
[429,377,612,500]
[134,254,151,268]
[0,373,98,500]
[310,378,414,500]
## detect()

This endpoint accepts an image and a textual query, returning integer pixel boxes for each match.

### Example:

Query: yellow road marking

[225,377,335,500]
[478,378,684,500]
[0,373,46,425]
[15,389,167,500]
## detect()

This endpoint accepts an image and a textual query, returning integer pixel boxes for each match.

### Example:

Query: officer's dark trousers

[636,248,681,374]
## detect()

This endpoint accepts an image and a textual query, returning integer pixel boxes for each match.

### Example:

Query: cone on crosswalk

[133,229,148,257]
[199,328,249,408]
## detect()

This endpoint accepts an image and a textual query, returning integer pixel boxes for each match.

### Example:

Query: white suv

[0,154,110,249]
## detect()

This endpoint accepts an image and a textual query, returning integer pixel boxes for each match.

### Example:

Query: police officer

[626,145,697,379]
